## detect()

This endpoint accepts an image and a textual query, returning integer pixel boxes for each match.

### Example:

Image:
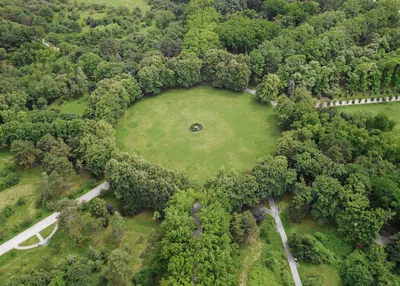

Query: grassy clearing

[78,11,106,33]
[339,100,400,133]
[0,148,13,169]
[40,223,57,239]
[274,196,353,286]
[0,167,43,210]
[115,85,281,183]
[52,10,106,34]
[18,235,40,247]
[76,0,150,12]
[60,96,89,115]
[0,191,159,283]
[238,238,263,285]
[246,215,293,286]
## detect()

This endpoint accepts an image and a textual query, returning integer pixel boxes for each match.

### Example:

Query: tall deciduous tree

[311,175,344,224]
[256,74,281,104]
[111,211,125,242]
[167,52,202,87]
[11,140,40,168]
[230,211,259,244]
[137,55,174,94]
[153,189,237,285]
[251,155,296,198]
[105,248,132,286]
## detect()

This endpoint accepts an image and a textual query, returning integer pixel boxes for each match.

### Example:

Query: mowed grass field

[340,101,400,133]
[60,96,89,115]
[115,86,281,182]
[76,0,150,12]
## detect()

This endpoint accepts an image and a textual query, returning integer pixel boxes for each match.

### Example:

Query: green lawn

[76,0,150,12]
[0,148,13,169]
[339,100,400,133]
[18,234,40,247]
[274,196,353,286]
[115,86,281,183]
[0,191,158,283]
[40,223,57,239]
[245,216,293,286]
[60,96,89,115]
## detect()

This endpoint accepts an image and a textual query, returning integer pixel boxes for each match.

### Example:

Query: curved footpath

[0,182,109,257]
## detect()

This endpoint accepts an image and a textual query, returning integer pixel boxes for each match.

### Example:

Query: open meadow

[115,85,281,182]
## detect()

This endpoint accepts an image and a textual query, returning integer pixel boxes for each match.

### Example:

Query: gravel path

[0,182,109,256]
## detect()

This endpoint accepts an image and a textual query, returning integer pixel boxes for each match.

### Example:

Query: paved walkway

[0,182,109,256]
[268,197,302,286]
[245,88,278,107]
[245,87,399,109]
[376,234,393,246]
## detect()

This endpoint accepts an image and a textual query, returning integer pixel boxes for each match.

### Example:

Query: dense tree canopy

[2,0,400,284]
[152,189,238,285]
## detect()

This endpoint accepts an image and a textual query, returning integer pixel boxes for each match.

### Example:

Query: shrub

[16,197,26,206]
[0,172,20,191]
[2,205,14,217]
[259,220,272,243]
[73,232,84,245]
[36,210,43,219]
[264,253,281,272]
[0,213,6,225]
[288,234,334,264]
[46,201,56,211]
[0,167,12,177]
[19,217,33,228]
[230,211,259,245]
[0,230,4,241]
[12,223,19,233]
[89,198,108,219]
[87,218,103,233]
[313,232,327,243]
[35,194,44,209]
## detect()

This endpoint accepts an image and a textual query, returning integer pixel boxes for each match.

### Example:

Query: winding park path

[267,197,302,286]
[0,182,109,257]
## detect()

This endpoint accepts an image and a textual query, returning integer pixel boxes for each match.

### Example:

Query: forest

[0,0,400,285]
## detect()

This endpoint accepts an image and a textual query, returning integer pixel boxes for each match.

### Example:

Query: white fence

[317,96,400,108]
